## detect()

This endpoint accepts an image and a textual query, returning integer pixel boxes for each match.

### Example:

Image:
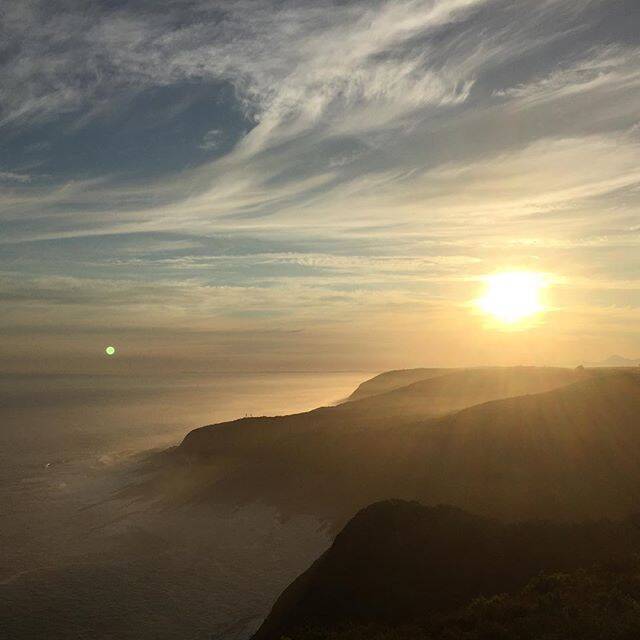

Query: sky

[1,0,639,374]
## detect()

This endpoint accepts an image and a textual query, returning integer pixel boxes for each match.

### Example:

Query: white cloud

[3,0,640,367]
[283,133,640,233]
[1,0,486,132]
[199,128,223,150]
[0,171,32,183]
[494,45,640,105]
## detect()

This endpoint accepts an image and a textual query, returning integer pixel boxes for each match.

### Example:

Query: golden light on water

[477,272,548,325]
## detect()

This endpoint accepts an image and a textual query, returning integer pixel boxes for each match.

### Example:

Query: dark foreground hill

[253,500,640,640]
[165,369,640,524]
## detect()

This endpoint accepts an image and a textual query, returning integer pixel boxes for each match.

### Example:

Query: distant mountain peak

[584,354,640,367]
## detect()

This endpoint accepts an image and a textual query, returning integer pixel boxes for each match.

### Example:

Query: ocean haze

[0,371,367,639]
[2,365,640,638]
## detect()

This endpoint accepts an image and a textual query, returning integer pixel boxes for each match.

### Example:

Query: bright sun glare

[477,272,548,325]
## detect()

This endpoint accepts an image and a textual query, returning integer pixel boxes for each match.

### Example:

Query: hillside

[252,500,640,640]
[180,366,583,456]
[162,368,640,524]
[344,368,453,401]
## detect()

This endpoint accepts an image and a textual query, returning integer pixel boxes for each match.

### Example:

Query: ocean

[0,370,369,639]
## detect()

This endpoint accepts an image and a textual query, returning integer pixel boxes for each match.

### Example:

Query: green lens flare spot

[105,346,116,356]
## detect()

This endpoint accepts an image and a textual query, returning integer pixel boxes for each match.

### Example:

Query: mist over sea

[0,371,368,639]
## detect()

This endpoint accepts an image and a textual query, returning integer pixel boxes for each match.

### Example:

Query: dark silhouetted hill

[164,369,640,524]
[180,367,584,457]
[252,500,640,640]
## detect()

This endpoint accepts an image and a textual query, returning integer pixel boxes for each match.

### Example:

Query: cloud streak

[2,0,640,368]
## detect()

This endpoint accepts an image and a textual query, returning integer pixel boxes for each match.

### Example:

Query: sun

[476,271,548,325]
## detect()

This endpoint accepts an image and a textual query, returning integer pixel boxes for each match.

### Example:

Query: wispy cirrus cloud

[0,0,481,130]
[2,0,640,368]
[494,45,640,105]
[0,171,32,183]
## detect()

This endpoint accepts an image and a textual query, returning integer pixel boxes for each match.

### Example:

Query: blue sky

[1,0,639,373]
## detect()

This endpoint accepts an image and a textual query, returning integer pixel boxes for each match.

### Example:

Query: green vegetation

[253,499,640,640]
[285,557,640,639]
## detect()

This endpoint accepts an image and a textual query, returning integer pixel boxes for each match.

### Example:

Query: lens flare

[477,272,548,325]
